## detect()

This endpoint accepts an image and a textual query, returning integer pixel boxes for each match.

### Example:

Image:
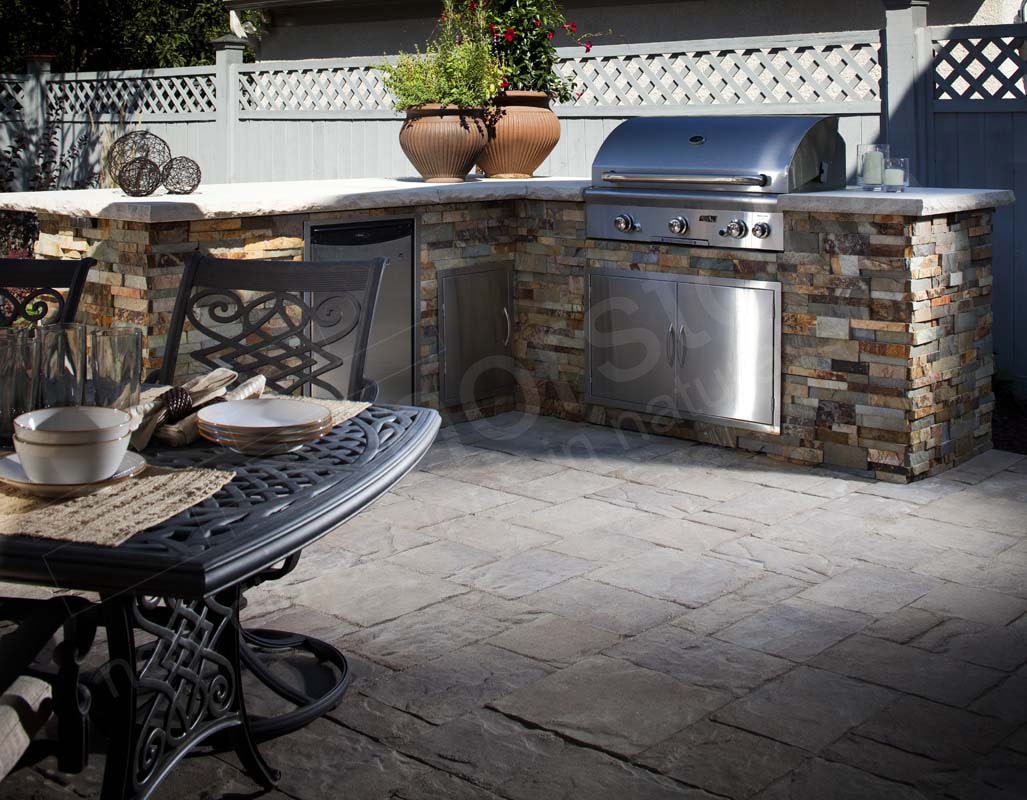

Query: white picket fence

[0,22,1025,391]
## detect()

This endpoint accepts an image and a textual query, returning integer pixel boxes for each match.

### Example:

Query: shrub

[379,0,503,110]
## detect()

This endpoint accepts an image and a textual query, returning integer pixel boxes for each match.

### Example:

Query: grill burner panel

[585,189,784,251]
[585,115,845,252]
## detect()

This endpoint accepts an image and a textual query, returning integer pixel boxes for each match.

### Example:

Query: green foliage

[379,0,503,110]
[484,0,595,102]
[0,1,264,72]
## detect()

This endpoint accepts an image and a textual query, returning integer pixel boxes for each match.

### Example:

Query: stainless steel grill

[584,115,845,252]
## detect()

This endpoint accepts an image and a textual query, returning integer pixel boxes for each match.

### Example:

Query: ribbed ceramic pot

[477,91,561,179]
[399,105,487,183]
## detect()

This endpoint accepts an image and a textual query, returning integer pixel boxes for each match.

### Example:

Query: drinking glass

[0,329,39,439]
[36,323,87,408]
[90,328,143,410]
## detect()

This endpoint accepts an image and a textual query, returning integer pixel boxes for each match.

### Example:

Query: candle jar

[883,157,910,192]
[857,144,890,190]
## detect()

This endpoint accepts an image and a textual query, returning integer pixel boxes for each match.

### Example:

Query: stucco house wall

[232,0,1024,60]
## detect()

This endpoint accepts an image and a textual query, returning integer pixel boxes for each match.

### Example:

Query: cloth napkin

[129,368,239,450]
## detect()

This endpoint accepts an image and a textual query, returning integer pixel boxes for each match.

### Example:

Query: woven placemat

[313,398,371,426]
[0,466,235,548]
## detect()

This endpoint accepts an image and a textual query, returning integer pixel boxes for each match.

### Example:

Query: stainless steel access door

[587,272,678,414]
[676,278,777,427]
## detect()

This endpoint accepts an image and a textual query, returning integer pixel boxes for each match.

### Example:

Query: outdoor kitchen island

[0,176,1013,482]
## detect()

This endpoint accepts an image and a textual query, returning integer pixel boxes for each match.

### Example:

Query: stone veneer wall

[34,197,995,482]
[511,200,995,481]
[34,203,519,420]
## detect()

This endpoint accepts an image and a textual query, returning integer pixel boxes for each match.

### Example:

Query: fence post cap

[212,34,248,51]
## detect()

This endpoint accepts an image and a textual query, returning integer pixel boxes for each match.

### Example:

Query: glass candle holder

[883,157,910,192]
[90,327,143,410]
[857,144,890,189]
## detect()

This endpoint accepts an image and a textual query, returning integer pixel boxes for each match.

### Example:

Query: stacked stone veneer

[34,196,994,482]
[511,201,994,482]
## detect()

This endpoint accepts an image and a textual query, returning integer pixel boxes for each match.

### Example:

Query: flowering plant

[378,0,503,110]
[484,0,595,102]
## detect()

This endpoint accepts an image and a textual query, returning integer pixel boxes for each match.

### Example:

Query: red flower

[488,23,496,33]
[583,40,592,52]
[504,27,516,41]
[547,30,554,40]
[534,18,542,27]
[469,1,476,9]
[566,21,577,33]
[501,79,510,89]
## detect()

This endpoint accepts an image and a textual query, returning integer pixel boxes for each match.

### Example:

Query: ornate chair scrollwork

[159,254,387,402]
[0,258,94,328]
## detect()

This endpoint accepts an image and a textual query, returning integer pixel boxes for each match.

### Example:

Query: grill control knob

[720,219,748,239]
[668,217,689,235]
[751,222,772,239]
[614,214,637,233]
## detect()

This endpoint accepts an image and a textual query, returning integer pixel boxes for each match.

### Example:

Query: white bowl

[13,432,131,485]
[14,406,132,446]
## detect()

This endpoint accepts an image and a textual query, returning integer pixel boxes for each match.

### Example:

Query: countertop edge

[0,180,1014,223]
[777,188,1016,216]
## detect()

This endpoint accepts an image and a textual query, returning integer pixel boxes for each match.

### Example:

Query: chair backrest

[159,253,387,400]
[0,258,94,327]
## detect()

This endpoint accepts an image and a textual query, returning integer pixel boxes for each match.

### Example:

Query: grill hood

[591,115,846,194]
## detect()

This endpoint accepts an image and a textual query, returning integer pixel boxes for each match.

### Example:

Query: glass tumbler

[90,328,143,410]
[36,323,87,408]
[0,329,39,440]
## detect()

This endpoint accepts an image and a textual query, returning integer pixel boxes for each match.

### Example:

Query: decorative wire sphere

[106,131,171,185]
[117,157,163,197]
[161,156,202,195]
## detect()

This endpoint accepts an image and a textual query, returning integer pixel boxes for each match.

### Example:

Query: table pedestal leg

[99,588,279,800]
[240,627,351,741]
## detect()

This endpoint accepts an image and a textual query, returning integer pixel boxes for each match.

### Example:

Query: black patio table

[0,404,440,800]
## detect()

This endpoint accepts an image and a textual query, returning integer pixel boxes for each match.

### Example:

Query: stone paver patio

[6,412,1027,799]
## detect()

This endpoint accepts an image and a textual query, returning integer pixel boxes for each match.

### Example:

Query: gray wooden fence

[0,15,1025,391]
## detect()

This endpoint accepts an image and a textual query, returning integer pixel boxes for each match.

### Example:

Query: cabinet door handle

[666,324,675,366]
[502,307,511,347]
[678,324,687,366]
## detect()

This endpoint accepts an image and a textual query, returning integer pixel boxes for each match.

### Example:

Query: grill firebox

[584,115,846,252]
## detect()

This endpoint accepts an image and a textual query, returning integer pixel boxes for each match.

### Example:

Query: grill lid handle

[601,171,769,187]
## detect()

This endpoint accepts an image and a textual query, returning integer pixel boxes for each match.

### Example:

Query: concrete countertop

[0,178,1013,223]
[777,186,1015,216]
[0,177,591,224]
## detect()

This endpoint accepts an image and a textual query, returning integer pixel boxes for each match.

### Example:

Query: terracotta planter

[398,105,487,183]
[477,91,561,179]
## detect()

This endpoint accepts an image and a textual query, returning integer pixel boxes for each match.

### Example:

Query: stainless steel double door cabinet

[587,269,780,432]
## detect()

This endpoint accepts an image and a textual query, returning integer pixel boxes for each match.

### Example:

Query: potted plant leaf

[379,0,503,183]
[478,0,594,178]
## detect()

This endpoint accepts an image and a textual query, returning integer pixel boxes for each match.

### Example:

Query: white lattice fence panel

[934,34,1027,101]
[238,66,394,113]
[0,78,26,118]
[46,72,217,117]
[555,41,881,108]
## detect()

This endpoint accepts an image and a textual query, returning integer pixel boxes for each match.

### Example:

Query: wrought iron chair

[157,252,388,743]
[158,253,387,402]
[0,596,97,779]
[0,258,94,327]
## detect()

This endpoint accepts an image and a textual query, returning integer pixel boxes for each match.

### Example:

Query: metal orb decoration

[106,131,171,187]
[117,157,163,197]
[161,156,202,195]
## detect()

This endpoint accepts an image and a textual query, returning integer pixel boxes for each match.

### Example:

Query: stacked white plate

[197,398,333,455]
